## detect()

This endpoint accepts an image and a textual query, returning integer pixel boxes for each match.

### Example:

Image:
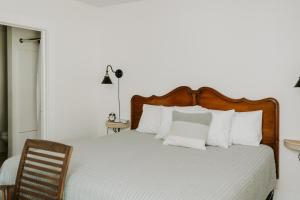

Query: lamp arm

[106,65,116,73]
[106,65,123,79]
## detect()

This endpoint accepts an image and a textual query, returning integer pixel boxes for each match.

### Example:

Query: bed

[0,86,279,200]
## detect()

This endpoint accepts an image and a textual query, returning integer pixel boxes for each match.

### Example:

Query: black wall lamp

[101,65,124,122]
[295,78,300,87]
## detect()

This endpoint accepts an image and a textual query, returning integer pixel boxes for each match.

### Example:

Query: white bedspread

[0,131,276,200]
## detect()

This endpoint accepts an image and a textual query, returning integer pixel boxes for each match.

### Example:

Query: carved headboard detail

[131,86,279,178]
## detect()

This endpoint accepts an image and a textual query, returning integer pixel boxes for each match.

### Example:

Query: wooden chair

[0,139,73,200]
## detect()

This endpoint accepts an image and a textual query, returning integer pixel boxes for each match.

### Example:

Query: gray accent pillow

[163,111,213,150]
[173,111,212,125]
[171,111,212,140]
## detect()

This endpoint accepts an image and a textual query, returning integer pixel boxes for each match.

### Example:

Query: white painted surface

[74,0,143,7]
[95,0,300,199]
[6,27,41,156]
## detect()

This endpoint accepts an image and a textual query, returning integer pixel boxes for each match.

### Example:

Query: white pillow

[136,104,162,134]
[163,111,213,150]
[206,109,235,148]
[155,106,174,139]
[155,106,204,139]
[230,110,263,146]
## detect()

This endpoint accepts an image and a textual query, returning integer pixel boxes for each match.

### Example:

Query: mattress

[0,131,276,200]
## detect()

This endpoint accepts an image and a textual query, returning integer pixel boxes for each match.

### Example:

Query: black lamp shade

[102,74,112,84]
[295,78,300,87]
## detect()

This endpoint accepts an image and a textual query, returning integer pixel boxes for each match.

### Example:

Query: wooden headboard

[131,86,279,178]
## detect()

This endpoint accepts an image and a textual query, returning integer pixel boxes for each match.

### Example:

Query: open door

[7,27,41,157]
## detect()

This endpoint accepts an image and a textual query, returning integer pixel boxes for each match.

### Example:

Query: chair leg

[1,188,6,200]
[7,187,13,200]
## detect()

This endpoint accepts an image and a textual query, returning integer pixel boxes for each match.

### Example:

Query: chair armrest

[0,185,14,189]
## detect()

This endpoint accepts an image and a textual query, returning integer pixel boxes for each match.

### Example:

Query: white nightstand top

[106,120,131,129]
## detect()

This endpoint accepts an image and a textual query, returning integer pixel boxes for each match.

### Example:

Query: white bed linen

[0,131,276,200]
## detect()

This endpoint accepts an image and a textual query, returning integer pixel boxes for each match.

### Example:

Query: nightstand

[284,139,300,161]
[106,120,130,134]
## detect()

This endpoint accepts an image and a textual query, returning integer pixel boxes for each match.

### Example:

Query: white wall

[95,0,300,199]
[0,0,104,141]
[75,0,143,7]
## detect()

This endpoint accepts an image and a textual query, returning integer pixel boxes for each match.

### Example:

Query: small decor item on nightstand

[108,113,116,122]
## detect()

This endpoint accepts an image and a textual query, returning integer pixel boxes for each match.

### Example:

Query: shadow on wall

[0,25,7,165]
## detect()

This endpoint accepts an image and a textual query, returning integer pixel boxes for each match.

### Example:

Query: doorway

[0,24,44,164]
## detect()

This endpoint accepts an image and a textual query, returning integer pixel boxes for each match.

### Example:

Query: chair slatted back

[13,139,72,200]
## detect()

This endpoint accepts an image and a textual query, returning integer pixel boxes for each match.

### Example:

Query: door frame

[0,21,49,140]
